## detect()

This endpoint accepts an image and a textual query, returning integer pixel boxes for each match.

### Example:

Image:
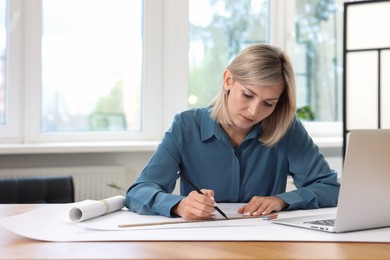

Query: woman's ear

[223,70,233,91]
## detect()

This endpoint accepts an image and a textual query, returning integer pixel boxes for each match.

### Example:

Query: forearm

[277,181,340,210]
[125,183,184,217]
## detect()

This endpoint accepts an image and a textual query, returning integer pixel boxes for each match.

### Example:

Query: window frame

[0,0,188,144]
[270,0,342,143]
[1,0,341,147]
[0,0,22,143]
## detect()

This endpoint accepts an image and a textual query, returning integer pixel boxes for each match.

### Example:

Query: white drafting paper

[74,202,250,230]
[1,203,390,242]
[69,195,125,222]
[79,203,249,231]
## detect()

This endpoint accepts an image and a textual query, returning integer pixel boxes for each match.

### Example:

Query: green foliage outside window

[189,0,269,108]
[297,105,315,121]
[189,0,342,122]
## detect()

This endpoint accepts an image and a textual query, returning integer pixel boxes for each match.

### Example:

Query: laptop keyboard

[304,219,335,226]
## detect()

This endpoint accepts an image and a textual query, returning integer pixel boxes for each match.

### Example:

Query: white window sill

[0,137,342,155]
[312,137,343,149]
[0,141,160,155]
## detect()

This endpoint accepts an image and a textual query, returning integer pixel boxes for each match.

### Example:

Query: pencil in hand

[177,170,229,220]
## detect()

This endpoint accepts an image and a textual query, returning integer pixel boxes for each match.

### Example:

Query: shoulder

[282,117,311,143]
[168,107,211,133]
[288,117,307,133]
[281,117,320,154]
[173,107,210,126]
[177,107,209,117]
[165,108,212,145]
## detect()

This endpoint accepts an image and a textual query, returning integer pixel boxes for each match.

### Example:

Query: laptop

[272,129,390,233]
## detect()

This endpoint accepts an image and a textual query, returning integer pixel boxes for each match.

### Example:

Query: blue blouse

[125,107,340,217]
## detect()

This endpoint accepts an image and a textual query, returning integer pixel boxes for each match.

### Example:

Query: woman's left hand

[237,196,288,216]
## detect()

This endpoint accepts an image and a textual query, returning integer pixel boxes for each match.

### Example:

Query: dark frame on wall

[342,0,390,159]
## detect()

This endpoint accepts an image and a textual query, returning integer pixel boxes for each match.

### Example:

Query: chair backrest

[0,176,75,203]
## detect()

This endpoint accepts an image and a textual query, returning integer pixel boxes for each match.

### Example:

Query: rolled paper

[69,195,125,222]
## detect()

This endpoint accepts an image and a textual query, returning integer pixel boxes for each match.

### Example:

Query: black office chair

[0,176,75,203]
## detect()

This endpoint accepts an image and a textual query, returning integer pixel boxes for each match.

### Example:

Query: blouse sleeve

[124,113,186,217]
[276,118,340,210]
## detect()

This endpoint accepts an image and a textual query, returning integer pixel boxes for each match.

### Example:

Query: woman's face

[223,70,284,131]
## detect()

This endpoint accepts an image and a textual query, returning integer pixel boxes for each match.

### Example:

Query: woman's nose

[248,101,260,116]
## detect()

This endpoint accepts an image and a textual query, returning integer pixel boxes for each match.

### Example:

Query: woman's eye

[263,102,273,107]
[243,93,253,99]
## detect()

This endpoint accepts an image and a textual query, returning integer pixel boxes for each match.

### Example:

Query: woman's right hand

[172,189,216,220]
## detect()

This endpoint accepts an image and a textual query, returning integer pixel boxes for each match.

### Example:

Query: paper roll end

[69,207,83,222]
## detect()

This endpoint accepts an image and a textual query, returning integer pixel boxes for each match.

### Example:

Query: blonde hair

[210,44,297,147]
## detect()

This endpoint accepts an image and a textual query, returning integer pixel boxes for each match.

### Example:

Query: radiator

[0,165,128,201]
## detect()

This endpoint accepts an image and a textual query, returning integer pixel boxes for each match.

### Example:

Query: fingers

[200,189,215,199]
[238,196,287,216]
[179,190,216,220]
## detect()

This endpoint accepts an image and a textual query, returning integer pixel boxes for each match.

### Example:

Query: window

[41,0,142,133]
[188,0,270,108]
[2,0,343,147]
[1,0,174,144]
[188,0,345,141]
[293,0,343,122]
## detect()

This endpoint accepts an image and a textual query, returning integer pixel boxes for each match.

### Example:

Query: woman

[125,44,340,220]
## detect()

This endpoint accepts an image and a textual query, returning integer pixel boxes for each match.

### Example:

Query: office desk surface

[1,204,390,260]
